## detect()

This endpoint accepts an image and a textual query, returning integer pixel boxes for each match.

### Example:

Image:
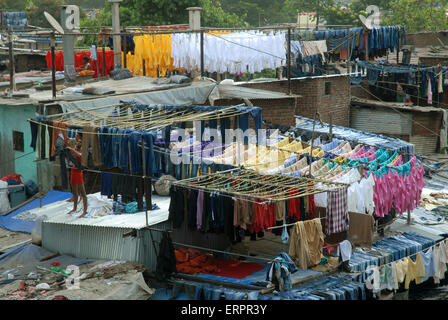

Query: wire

[354,83,444,138]
[0,151,35,167]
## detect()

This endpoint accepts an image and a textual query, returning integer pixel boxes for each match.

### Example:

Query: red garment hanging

[288,190,301,222]
[249,199,275,233]
[45,50,115,78]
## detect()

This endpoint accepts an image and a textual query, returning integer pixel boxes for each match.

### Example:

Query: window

[325,82,331,95]
[12,131,24,152]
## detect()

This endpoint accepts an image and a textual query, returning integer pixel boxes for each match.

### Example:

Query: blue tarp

[0,190,72,234]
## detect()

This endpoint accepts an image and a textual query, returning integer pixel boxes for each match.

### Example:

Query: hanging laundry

[428,77,433,105]
[288,218,324,269]
[45,50,115,78]
[171,31,286,74]
[348,212,375,248]
[325,187,349,235]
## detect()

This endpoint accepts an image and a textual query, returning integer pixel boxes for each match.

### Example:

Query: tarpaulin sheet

[0,243,93,281]
[59,82,217,117]
[0,190,72,234]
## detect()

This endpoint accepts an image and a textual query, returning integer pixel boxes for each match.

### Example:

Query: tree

[200,0,246,28]
[0,0,29,11]
[384,0,448,32]
[26,0,65,28]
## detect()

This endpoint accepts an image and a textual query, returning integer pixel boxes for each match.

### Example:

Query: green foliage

[26,0,65,28]
[384,0,448,32]
[0,0,29,11]
[200,0,246,28]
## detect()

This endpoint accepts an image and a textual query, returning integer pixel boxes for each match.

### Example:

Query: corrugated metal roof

[27,193,170,230]
[351,97,446,113]
[42,221,171,271]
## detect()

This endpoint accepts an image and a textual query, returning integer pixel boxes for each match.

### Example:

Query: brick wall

[406,31,448,48]
[238,75,351,127]
[212,97,297,127]
[419,56,448,66]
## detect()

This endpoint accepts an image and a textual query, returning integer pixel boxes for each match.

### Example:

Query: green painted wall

[0,104,38,184]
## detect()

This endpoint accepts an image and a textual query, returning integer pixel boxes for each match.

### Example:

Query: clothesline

[28,106,253,135]
[171,168,349,203]
[350,236,446,278]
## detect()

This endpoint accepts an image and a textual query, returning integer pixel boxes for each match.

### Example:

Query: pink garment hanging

[348,146,366,158]
[428,78,433,105]
[352,147,376,159]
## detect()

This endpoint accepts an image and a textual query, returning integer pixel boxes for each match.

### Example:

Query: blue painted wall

[0,104,38,184]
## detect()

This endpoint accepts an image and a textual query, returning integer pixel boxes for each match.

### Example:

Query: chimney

[187,7,202,31]
[109,0,122,69]
[61,5,79,82]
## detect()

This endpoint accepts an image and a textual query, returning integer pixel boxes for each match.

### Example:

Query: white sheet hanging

[171,31,287,74]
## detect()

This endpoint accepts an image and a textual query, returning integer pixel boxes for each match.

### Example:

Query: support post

[51,32,56,99]
[329,113,333,142]
[109,0,123,69]
[347,27,351,73]
[141,136,148,226]
[102,31,106,76]
[287,27,291,95]
[8,30,14,94]
[200,30,204,77]
[407,205,411,225]
[123,31,127,68]
[309,111,318,178]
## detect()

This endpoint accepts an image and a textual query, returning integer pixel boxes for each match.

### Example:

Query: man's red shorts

[70,169,84,185]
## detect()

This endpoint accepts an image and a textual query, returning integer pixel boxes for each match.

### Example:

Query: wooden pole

[0,192,46,217]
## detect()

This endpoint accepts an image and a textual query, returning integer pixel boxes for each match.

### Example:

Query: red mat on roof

[175,248,265,279]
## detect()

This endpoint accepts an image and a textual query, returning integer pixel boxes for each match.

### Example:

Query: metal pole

[309,111,318,178]
[407,205,411,225]
[141,136,148,226]
[102,31,106,77]
[123,31,127,68]
[347,27,351,73]
[365,29,369,61]
[142,59,146,76]
[51,32,56,99]
[8,30,14,94]
[200,30,204,77]
[329,113,333,142]
[287,27,291,95]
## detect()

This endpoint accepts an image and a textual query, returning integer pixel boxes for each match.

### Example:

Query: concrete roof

[216,84,301,100]
[0,76,215,106]
[351,96,447,113]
